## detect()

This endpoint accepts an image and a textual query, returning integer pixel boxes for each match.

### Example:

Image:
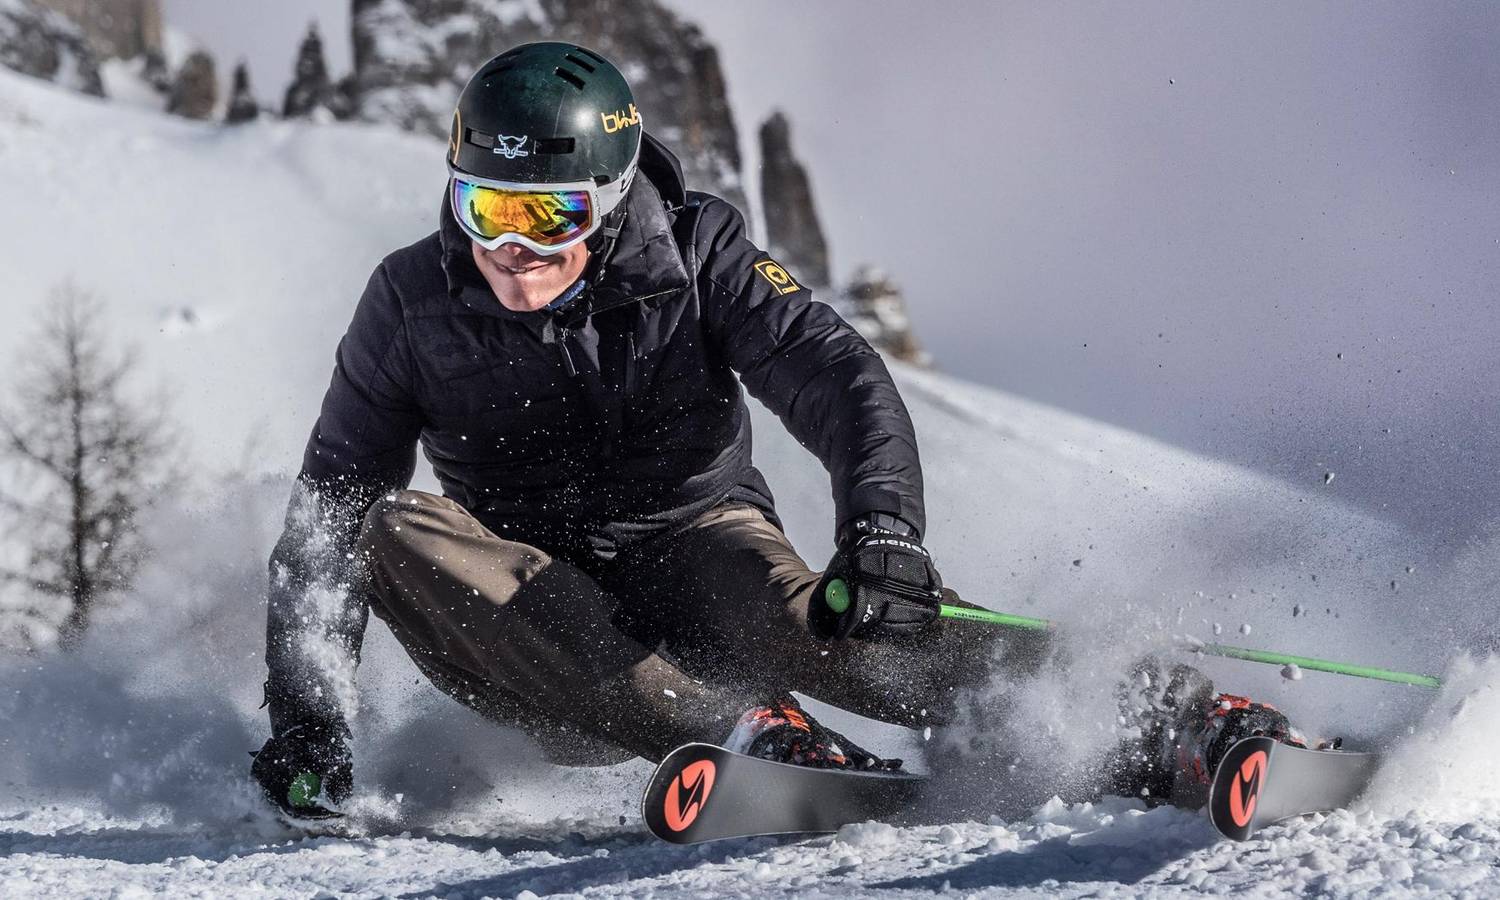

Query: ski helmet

[447,42,642,254]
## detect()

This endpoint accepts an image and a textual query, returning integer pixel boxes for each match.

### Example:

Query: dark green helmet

[448,42,642,216]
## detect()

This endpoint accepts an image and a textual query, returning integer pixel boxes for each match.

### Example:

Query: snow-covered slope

[1,68,1496,897]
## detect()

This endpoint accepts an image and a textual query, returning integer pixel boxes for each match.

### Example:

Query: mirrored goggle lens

[452,180,594,247]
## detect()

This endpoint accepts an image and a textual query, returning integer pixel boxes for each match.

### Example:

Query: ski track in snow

[1,67,1498,896]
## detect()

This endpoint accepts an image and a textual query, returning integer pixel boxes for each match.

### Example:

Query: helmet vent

[554,67,586,91]
[464,128,495,150]
[572,46,607,65]
[479,61,515,80]
[534,137,575,155]
[563,53,597,73]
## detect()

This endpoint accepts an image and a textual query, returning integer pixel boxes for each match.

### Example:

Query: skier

[250,42,1304,820]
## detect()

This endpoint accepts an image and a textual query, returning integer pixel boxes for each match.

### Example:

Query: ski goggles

[449,172,600,255]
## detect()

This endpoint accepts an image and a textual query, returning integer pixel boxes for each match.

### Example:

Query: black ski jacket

[264,134,923,731]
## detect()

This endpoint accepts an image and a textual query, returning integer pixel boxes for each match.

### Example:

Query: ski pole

[933,603,1441,688]
[1182,641,1442,688]
[821,581,1442,688]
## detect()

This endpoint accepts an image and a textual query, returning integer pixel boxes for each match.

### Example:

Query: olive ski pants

[359,490,1001,765]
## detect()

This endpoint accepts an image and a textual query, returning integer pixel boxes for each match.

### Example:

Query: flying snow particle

[1239,623,1253,636]
[663,689,677,699]
[1281,664,1303,681]
[1324,472,1336,485]
[1213,623,1223,635]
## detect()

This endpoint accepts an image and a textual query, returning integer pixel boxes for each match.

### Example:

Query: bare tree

[0,284,175,650]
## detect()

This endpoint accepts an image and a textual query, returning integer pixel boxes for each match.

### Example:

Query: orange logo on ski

[663,759,716,832]
[1229,750,1268,828]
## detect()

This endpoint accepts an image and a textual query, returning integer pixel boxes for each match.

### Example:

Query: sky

[160,0,350,96]
[161,1,1499,545]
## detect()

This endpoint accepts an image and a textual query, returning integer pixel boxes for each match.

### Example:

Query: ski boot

[725,697,904,772]
[1107,659,1311,807]
[1165,691,1316,805]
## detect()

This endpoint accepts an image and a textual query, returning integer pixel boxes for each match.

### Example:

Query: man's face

[471,240,591,312]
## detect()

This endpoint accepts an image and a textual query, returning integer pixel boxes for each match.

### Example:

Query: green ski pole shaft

[824,582,1440,688]
[928,601,1440,688]
[936,604,1054,631]
[1188,642,1443,688]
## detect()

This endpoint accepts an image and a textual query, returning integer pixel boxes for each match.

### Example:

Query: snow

[0,67,1496,896]
[98,58,166,110]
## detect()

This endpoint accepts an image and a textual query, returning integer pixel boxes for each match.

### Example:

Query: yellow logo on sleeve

[753,259,802,296]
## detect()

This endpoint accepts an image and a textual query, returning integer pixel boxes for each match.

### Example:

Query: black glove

[250,720,353,819]
[809,514,943,640]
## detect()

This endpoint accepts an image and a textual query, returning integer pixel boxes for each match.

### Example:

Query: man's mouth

[498,259,551,275]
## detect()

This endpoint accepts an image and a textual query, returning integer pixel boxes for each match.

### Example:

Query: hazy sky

[164,2,1499,544]
[160,0,350,94]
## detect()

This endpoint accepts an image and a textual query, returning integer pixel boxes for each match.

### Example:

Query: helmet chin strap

[583,203,628,287]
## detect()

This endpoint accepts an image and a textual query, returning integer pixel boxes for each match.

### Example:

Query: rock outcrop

[0,0,103,95]
[758,111,831,289]
[224,61,258,124]
[348,0,745,212]
[34,0,161,61]
[839,266,929,366]
[166,49,215,120]
[283,22,347,119]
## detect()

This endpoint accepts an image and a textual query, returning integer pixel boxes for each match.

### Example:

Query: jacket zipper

[624,332,638,396]
[555,325,578,377]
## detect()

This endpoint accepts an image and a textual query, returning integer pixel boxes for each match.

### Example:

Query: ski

[641,742,926,844]
[1207,736,1380,840]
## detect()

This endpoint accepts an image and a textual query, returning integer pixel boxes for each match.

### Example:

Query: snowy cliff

[0,0,102,95]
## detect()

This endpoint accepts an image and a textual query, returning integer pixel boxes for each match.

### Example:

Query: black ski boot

[724,697,903,772]
[1168,692,1308,802]
[1106,658,1309,807]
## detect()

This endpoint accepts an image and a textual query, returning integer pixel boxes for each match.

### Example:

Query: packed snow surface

[1,68,1497,896]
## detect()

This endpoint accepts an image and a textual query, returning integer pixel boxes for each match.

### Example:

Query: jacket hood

[438,130,690,318]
